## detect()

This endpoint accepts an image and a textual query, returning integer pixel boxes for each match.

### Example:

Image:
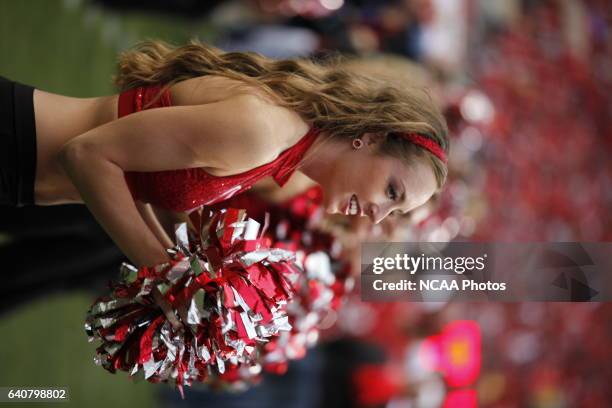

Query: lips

[342,194,361,216]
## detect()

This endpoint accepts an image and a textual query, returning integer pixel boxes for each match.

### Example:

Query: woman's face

[318,133,438,224]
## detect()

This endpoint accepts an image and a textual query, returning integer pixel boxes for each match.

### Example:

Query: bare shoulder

[198,93,311,176]
[171,75,311,173]
[244,93,311,156]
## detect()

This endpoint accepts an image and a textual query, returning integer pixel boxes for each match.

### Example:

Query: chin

[324,207,336,215]
[321,195,337,214]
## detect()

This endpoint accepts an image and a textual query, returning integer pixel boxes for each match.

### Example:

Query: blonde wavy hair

[114,39,449,189]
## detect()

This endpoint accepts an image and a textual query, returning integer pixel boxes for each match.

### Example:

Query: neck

[297,130,344,183]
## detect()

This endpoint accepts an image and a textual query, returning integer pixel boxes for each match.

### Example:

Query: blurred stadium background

[0,0,610,407]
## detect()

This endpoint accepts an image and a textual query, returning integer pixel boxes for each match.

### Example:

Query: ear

[361,132,386,146]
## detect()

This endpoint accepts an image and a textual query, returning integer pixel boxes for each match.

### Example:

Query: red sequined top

[118,85,320,213]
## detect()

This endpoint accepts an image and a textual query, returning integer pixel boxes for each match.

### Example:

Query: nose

[365,203,391,225]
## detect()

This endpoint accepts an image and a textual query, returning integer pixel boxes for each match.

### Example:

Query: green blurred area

[0,1,214,406]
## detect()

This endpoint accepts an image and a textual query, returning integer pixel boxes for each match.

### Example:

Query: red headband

[401,133,447,164]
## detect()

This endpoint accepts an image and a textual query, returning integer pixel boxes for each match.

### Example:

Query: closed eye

[387,182,398,201]
[388,178,407,215]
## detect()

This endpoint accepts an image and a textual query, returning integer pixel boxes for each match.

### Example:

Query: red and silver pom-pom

[85,208,302,397]
[261,249,352,374]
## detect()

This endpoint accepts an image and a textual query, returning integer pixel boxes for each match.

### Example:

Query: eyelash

[387,183,398,201]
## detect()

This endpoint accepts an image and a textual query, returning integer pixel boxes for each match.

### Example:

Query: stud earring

[352,138,364,150]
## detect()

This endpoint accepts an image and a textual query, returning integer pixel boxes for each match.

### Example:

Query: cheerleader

[0,40,449,268]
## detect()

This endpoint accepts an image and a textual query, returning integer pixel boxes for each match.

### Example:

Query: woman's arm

[135,201,176,249]
[150,206,192,244]
[60,154,171,267]
[137,202,191,248]
[59,95,284,267]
